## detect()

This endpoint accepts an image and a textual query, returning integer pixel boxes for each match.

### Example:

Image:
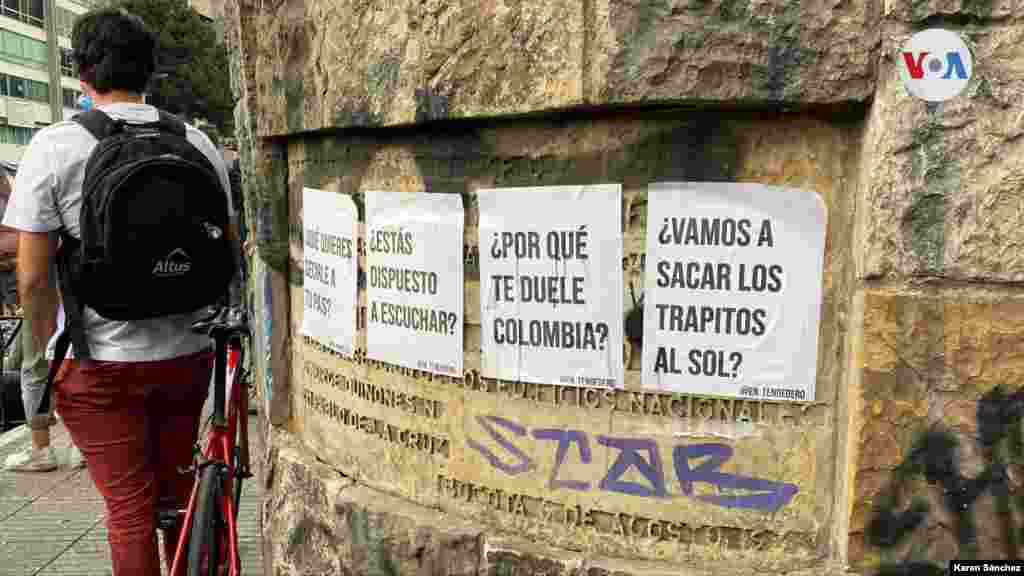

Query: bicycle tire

[188,465,224,576]
[232,439,243,521]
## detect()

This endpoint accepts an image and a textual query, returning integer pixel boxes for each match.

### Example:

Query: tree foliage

[100,0,234,135]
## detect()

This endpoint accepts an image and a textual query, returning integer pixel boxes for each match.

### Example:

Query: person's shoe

[2,446,58,472]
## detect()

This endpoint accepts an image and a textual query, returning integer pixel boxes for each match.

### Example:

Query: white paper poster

[301,187,358,357]
[641,182,827,402]
[478,185,623,387]
[366,192,464,376]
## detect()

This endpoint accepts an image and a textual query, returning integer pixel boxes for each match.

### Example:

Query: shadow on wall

[866,385,1024,575]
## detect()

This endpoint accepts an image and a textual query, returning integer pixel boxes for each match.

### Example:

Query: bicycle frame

[168,332,249,576]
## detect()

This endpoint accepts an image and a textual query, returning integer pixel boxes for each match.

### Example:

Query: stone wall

[223,0,1024,574]
[845,6,1024,570]
[252,0,877,136]
[281,110,857,574]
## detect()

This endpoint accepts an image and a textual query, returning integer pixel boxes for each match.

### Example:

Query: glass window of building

[28,0,42,25]
[57,7,78,37]
[3,31,21,61]
[60,47,75,77]
[26,36,43,64]
[16,126,35,145]
[0,125,36,145]
[8,76,24,99]
[0,30,47,70]
[62,87,83,109]
[1,0,43,28]
[27,79,46,102]
[2,0,19,22]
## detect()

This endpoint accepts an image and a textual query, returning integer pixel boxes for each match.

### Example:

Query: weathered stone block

[254,0,584,136]
[857,24,1024,282]
[251,0,884,137]
[588,0,880,105]
[850,290,1024,568]
[883,0,1020,22]
[266,428,825,576]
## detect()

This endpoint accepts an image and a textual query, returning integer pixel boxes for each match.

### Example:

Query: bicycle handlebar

[194,304,250,429]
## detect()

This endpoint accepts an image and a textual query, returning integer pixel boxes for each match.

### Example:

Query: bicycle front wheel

[188,465,225,576]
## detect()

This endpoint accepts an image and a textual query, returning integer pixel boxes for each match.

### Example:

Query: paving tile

[0,539,68,575]
[0,424,86,513]
[0,470,70,509]
[0,414,265,575]
[0,497,28,519]
[32,522,110,576]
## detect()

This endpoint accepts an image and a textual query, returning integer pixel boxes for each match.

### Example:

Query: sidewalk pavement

[0,413,264,575]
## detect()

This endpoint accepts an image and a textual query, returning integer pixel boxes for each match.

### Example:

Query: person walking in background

[0,161,18,315]
[0,161,82,472]
[2,297,84,472]
[2,8,238,574]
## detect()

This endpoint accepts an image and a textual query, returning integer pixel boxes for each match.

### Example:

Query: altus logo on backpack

[152,248,192,277]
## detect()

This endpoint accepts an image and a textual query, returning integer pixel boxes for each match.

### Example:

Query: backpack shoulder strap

[54,237,91,361]
[38,329,71,415]
[155,110,187,137]
[154,111,218,173]
[72,109,123,141]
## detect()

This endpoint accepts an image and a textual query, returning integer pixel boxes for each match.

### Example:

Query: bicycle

[159,305,253,576]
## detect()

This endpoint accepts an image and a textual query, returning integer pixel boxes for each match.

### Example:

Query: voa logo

[153,248,192,277]
[899,29,973,102]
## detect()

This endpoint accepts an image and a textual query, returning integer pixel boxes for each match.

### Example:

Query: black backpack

[41,109,233,405]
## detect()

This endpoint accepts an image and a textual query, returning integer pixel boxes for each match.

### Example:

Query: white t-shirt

[2,102,235,362]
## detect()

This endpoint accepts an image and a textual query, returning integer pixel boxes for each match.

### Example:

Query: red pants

[55,350,213,576]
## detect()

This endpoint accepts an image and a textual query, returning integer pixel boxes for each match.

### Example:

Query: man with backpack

[2,8,238,575]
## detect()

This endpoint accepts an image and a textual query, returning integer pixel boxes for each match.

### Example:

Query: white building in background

[0,0,93,162]
[0,0,218,163]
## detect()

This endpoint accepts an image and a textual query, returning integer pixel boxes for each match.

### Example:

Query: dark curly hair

[71,8,156,94]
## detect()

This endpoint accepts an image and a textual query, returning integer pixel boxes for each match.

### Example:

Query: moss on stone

[717,0,749,21]
[333,100,383,129]
[905,194,947,272]
[285,78,304,134]
[961,0,995,18]
[904,116,958,274]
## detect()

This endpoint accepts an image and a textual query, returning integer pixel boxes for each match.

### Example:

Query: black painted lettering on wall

[303,359,443,419]
[488,226,611,352]
[455,369,806,427]
[301,225,353,318]
[366,225,461,337]
[652,216,785,385]
[435,474,813,553]
[301,337,468,388]
[298,338,810,429]
[302,388,449,458]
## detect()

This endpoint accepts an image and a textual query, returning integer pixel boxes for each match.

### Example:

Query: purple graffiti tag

[596,436,668,498]
[673,444,799,512]
[532,429,591,491]
[468,416,535,475]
